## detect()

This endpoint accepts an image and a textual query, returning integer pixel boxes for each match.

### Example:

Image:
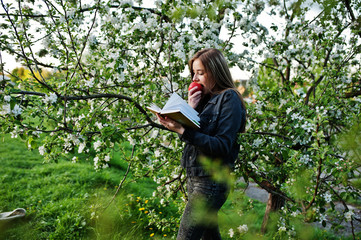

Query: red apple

[188,82,203,92]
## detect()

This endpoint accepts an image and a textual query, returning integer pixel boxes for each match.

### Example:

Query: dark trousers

[177,176,229,240]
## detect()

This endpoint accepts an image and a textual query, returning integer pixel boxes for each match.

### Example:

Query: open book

[147,92,200,129]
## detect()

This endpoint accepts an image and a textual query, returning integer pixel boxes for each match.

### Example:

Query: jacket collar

[208,92,222,105]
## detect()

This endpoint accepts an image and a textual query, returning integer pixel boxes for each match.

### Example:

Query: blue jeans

[177,176,229,240]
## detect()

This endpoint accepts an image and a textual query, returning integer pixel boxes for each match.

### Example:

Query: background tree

[0,0,360,238]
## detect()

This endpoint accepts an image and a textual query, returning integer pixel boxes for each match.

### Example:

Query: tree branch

[245,167,295,203]
[10,90,166,130]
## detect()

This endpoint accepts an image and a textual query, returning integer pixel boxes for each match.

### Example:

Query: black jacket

[179,89,246,176]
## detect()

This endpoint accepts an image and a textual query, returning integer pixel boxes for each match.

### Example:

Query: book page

[146,92,200,128]
[162,93,184,109]
[146,104,162,115]
[162,93,199,120]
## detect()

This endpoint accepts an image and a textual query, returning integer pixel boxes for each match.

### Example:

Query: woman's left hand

[156,113,185,135]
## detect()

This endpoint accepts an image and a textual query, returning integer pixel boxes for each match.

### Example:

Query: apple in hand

[188,82,203,92]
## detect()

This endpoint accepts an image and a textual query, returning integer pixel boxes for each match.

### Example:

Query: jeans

[177,176,229,240]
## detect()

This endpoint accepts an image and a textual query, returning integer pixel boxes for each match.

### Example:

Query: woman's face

[192,58,213,94]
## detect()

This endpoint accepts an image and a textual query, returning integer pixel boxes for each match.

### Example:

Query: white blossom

[128,136,135,145]
[228,228,234,238]
[291,210,300,217]
[153,41,162,50]
[4,95,11,102]
[85,79,94,88]
[93,140,102,152]
[88,34,97,45]
[301,121,314,132]
[323,193,332,203]
[0,104,10,115]
[78,142,86,153]
[95,122,103,129]
[252,138,264,147]
[319,214,327,223]
[94,156,99,168]
[12,104,22,116]
[278,226,286,232]
[345,211,354,222]
[291,112,304,121]
[299,154,311,164]
[237,224,248,233]
[33,131,41,137]
[286,107,293,115]
[154,149,161,158]
[38,145,46,155]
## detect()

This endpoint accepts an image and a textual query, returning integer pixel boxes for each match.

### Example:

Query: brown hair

[189,48,246,110]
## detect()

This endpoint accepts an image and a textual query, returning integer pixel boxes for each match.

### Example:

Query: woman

[157,48,246,240]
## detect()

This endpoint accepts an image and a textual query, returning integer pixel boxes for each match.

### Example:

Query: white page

[148,103,162,112]
[162,93,184,109]
[163,93,199,120]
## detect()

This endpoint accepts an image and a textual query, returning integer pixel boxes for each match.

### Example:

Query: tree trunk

[261,193,285,234]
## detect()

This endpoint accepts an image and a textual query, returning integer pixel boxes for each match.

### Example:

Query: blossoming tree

[0,0,360,238]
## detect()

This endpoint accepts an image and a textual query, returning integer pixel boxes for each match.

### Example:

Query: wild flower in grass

[150,233,154,237]
[237,224,248,233]
[139,208,145,211]
[228,228,234,238]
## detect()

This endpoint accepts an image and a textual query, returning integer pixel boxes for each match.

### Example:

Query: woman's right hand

[188,87,202,109]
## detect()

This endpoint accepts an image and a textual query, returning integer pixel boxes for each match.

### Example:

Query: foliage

[1,0,361,239]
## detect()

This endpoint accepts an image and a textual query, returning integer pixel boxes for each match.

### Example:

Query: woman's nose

[192,74,199,81]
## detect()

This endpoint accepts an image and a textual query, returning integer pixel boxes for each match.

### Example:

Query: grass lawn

[0,133,161,239]
[0,133,355,240]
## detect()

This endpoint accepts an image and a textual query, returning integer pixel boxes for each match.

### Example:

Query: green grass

[1,133,357,240]
[0,134,159,240]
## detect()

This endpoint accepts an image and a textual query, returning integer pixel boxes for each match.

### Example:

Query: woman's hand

[156,113,185,135]
[188,87,202,109]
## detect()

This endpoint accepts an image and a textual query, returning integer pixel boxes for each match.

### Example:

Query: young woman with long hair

[157,48,246,240]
